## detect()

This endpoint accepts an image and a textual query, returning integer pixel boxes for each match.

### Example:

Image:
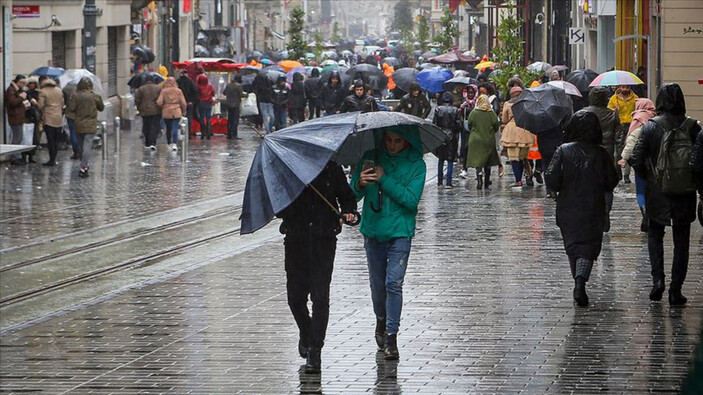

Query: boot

[668,288,687,306]
[375,317,386,351]
[573,258,593,307]
[304,347,321,374]
[649,279,665,301]
[298,331,309,358]
[484,172,491,190]
[476,174,483,190]
[640,207,649,233]
[384,334,399,360]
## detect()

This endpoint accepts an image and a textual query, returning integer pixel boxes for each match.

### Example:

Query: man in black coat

[339,80,378,114]
[395,82,431,119]
[320,71,346,116]
[631,83,702,306]
[223,75,247,139]
[176,70,198,139]
[277,162,357,374]
[304,68,323,119]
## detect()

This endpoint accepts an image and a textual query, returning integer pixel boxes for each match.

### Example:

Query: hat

[353,79,364,89]
[26,76,39,85]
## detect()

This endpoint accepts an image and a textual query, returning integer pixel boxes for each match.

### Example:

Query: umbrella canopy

[546,80,583,97]
[260,58,273,65]
[322,51,339,60]
[341,50,353,57]
[417,63,437,70]
[59,69,105,98]
[366,74,389,91]
[240,111,446,234]
[589,70,644,87]
[474,60,494,70]
[347,64,383,80]
[546,65,569,74]
[286,66,307,83]
[241,74,256,90]
[463,50,477,58]
[453,70,472,77]
[565,69,599,93]
[416,67,453,94]
[527,61,552,73]
[241,64,262,72]
[320,59,338,67]
[392,68,419,92]
[30,66,65,78]
[278,60,303,72]
[194,45,209,58]
[260,68,286,83]
[442,76,479,92]
[512,84,573,132]
[429,51,477,64]
[127,71,165,89]
[421,51,438,59]
[381,57,402,67]
[131,45,156,64]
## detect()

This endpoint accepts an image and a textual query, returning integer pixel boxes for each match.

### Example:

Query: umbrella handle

[369,190,383,213]
[343,210,361,226]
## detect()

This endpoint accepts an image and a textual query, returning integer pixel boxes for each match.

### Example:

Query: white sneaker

[459,170,469,179]
[149,145,157,151]
[171,143,178,151]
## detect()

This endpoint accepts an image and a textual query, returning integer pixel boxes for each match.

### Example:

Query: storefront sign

[12,5,39,18]
[569,28,585,44]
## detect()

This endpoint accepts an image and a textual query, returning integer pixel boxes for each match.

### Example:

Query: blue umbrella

[30,66,65,77]
[416,67,453,94]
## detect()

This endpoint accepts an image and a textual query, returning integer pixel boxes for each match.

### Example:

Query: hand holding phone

[358,160,378,188]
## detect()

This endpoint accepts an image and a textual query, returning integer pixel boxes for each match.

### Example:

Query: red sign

[12,5,40,18]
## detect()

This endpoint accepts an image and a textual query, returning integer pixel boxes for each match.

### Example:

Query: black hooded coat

[545,111,619,260]
[320,71,346,113]
[304,68,323,103]
[289,72,306,109]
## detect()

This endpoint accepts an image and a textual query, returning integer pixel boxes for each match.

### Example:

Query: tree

[435,9,459,53]
[313,31,324,62]
[331,22,342,44]
[287,7,307,61]
[391,0,414,44]
[490,1,538,97]
[417,15,430,53]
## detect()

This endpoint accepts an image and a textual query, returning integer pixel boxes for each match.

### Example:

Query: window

[51,32,66,68]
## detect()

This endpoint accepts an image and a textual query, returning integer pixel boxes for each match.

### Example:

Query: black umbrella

[421,51,437,59]
[240,112,447,234]
[260,66,286,83]
[366,74,388,91]
[442,76,478,92]
[128,71,165,89]
[131,45,155,64]
[241,74,256,91]
[194,45,209,57]
[392,68,419,92]
[381,57,402,68]
[346,64,383,80]
[512,84,573,132]
[565,69,600,93]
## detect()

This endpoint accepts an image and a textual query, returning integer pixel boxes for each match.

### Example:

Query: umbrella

[463,50,477,58]
[546,80,583,97]
[241,64,262,72]
[417,63,437,70]
[131,45,156,64]
[366,74,389,91]
[260,58,273,65]
[546,65,569,74]
[240,111,446,234]
[416,67,453,94]
[489,68,502,78]
[474,60,494,70]
[322,51,339,60]
[305,52,316,59]
[512,84,572,132]
[381,57,402,67]
[392,68,419,92]
[429,51,477,64]
[321,63,340,74]
[260,68,286,83]
[442,76,479,92]
[421,51,437,59]
[453,70,472,77]
[286,66,308,83]
[278,60,303,72]
[194,45,209,58]
[59,69,105,98]
[241,74,256,90]
[30,66,65,78]
[320,59,338,67]
[341,50,353,57]
[127,71,165,89]
[589,70,644,87]
[527,61,552,73]
[565,69,599,93]
[347,64,383,80]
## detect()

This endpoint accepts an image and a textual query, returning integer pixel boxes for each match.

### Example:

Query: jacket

[621,126,643,162]
[339,93,378,113]
[157,77,187,119]
[289,73,306,109]
[135,81,162,116]
[196,74,214,105]
[500,101,535,148]
[278,162,357,238]
[253,73,273,103]
[584,87,619,148]
[320,74,345,113]
[692,127,703,194]
[432,104,461,161]
[4,82,27,126]
[67,79,104,134]
[63,85,77,120]
[395,92,431,119]
[350,127,426,241]
[608,91,638,124]
[223,81,246,108]
[176,75,199,103]
[304,75,323,101]
[271,82,289,108]
[37,79,65,128]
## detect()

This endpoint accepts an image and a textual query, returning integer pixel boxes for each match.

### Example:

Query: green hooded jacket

[350,126,427,241]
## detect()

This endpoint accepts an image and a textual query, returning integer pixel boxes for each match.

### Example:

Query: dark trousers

[226,106,240,138]
[290,106,305,124]
[44,125,62,163]
[308,100,321,120]
[648,221,690,290]
[141,115,161,146]
[186,103,196,138]
[285,235,336,349]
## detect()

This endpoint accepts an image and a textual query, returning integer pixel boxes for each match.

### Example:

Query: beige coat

[156,77,187,119]
[500,101,535,148]
[37,79,65,128]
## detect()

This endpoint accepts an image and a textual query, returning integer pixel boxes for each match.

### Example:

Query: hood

[77,77,93,91]
[293,72,304,83]
[588,86,608,107]
[564,110,602,145]
[440,91,453,105]
[655,83,686,116]
[196,74,209,86]
[158,65,168,78]
[163,76,177,89]
[373,125,423,161]
[41,78,57,88]
[631,98,656,125]
[327,70,340,83]
[310,68,320,78]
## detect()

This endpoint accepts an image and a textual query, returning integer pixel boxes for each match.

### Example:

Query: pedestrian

[4,74,29,166]
[289,72,306,124]
[532,107,569,197]
[157,77,187,151]
[277,162,357,374]
[176,69,198,139]
[549,70,562,81]
[500,86,535,187]
[608,85,639,183]
[196,74,215,139]
[24,76,41,164]
[304,68,323,119]
[458,84,478,180]
[320,71,345,116]
[545,110,619,307]
[339,80,378,113]
[67,77,104,178]
[134,74,162,149]
[467,94,501,190]
[350,127,426,360]
[253,71,275,133]
[583,86,620,231]
[271,75,289,131]
[619,98,656,232]
[222,74,247,139]
[631,83,701,306]
[433,92,461,188]
[63,83,81,159]
[37,77,64,166]
[395,82,431,119]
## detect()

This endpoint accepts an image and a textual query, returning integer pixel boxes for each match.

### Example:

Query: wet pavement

[0,122,702,393]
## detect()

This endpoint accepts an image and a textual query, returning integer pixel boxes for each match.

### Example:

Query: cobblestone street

[1,125,702,393]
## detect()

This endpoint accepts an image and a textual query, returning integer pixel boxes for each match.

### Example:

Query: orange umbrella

[474,61,494,70]
[278,60,304,72]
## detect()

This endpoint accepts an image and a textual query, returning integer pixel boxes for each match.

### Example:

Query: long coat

[67,79,104,134]
[546,142,619,260]
[500,101,535,148]
[37,79,65,128]
[157,78,187,120]
[4,83,27,126]
[466,108,501,168]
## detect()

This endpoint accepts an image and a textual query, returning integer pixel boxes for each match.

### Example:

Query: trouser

[459,131,469,171]
[437,159,454,185]
[164,118,180,144]
[475,166,491,181]
[67,118,80,156]
[274,106,287,131]
[141,115,161,146]
[648,221,690,290]
[197,103,212,137]
[285,235,337,349]
[44,125,62,163]
[308,100,321,119]
[10,125,23,160]
[539,152,554,189]
[76,133,94,169]
[186,103,196,138]
[290,106,305,124]
[616,123,630,178]
[260,102,274,133]
[365,237,412,335]
[226,106,240,138]
[510,160,524,182]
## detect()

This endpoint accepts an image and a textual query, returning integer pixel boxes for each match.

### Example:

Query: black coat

[278,163,357,238]
[271,83,289,108]
[339,93,378,114]
[546,142,619,260]
[535,125,564,158]
[289,80,306,109]
[395,93,431,119]
[253,74,273,103]
[304,77,323,101]
[177,75,198,104]
[692,129,703,194]
[320,82,345,113]
[432,105,461,161]
[631,114,701,226]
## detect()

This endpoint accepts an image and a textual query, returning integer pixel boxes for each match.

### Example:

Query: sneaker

[171,143,178,151]
[149,145,157,151]
[459,170,469,179]
[534,172,543,184]
[445,183,454,189]
[144,146,151,150]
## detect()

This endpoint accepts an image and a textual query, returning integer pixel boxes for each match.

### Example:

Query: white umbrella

[547,80,583,97]
[59,69,105,98]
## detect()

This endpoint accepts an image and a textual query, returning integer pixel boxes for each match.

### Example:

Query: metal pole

[114,116,121,153]
[83,0,98,74]
[100,121,107,159]
[180,116,189,162]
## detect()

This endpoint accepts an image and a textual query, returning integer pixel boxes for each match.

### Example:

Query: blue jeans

[67,118,79,155]
[164,118,180,144]
[274,106,287,131]
[635,172,646,208]
[364,237,412,335]
[437,159,454,186]
[260,102,274,133]
[197,103,212,136]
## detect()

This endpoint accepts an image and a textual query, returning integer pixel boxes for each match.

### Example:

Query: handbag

[240,93,259,117]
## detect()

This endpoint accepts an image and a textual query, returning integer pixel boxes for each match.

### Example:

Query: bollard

[114,116,121,153]
[99,122,107,159]
[180,117,189,162]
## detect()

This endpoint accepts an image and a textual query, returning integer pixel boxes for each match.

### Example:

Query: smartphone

[362,159,375,171]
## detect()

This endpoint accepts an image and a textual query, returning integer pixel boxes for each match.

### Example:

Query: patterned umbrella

[589,70,644,87]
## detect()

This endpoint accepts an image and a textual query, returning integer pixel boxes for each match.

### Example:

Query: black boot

[573,258,592,307]
[304,347,321,374]
[649,279,665,301]
[484,172,491,190]
[640,207,649,233]
[298,332,309,358]
[384,334,399,360]
[668,288,687,306]
[375,317,386,351]
[476,174,483,190]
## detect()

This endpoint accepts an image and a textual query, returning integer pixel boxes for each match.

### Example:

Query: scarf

[475,94,492,112]
[629,98,656,134]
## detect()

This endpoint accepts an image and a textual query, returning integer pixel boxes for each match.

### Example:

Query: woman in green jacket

[350,126,426,361]
[67,77,104,178]
[467,94,501,189]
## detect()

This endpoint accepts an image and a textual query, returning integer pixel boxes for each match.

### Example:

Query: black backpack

[649,116,698,195]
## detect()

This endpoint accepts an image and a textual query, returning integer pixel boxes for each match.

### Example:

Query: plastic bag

[240,93,259,117]
[21,124,34,145]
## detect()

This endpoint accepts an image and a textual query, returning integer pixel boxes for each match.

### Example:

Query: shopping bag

[212,102,221,116]
[21,124,34,145]
[240,93,259,117]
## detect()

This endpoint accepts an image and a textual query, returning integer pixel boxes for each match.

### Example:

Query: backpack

[649,116,697,195]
